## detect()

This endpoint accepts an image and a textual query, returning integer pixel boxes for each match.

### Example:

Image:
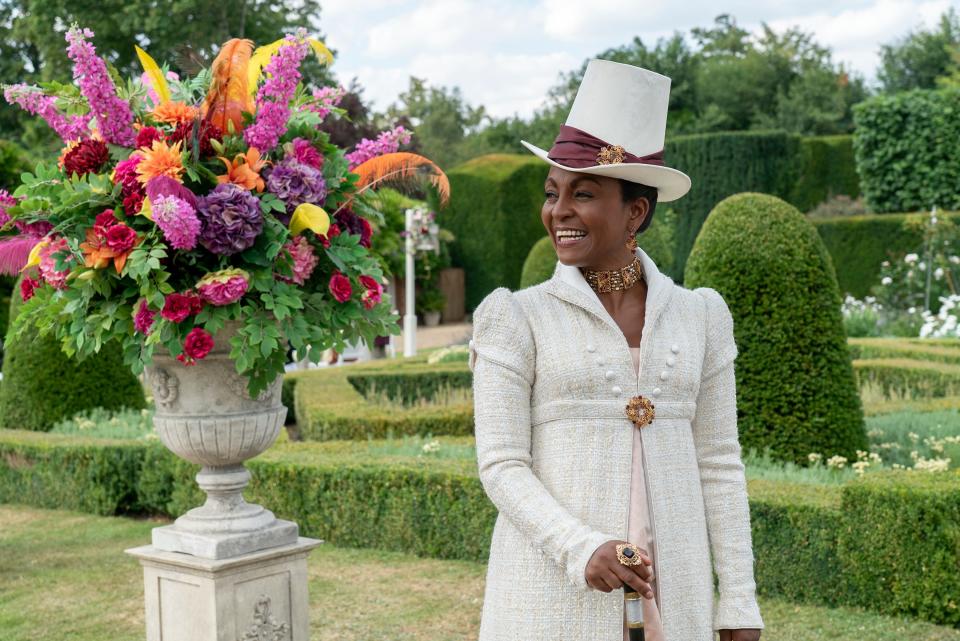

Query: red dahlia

[168,119,222,157]
[63,139,110,177]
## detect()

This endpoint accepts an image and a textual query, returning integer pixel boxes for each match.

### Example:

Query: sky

[317,0,958,119]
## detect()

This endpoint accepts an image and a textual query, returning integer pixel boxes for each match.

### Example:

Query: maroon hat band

[546,124,665,168]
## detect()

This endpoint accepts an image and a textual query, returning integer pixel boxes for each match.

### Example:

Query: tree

[878,8,960,93]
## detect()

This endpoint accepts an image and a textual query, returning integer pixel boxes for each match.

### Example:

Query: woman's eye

[544,191,557,199]
[576,191,592,198]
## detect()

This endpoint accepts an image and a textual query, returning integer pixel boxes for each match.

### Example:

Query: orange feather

[352,152,450,206]
[201,38,255,134]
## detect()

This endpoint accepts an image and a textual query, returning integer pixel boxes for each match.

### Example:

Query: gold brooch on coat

[597,144,626,165]
[625,394,655,428]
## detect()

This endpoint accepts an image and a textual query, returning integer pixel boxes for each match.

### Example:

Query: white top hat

[521,59,691,202]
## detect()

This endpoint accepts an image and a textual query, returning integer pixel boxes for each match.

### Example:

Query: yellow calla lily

[289,203,330,237]
[138,196,154,221]
[23,239,48,271]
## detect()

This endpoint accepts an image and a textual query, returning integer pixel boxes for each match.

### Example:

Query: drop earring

[625,229,638,252]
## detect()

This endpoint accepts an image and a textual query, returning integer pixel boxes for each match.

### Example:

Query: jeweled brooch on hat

[625,394,655,428]
[596,144,626,165]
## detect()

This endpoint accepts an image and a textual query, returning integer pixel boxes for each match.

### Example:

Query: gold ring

[616,543,643,566]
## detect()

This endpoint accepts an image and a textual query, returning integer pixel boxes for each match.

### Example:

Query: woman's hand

[584,540,655,596]
[719,629,761,641]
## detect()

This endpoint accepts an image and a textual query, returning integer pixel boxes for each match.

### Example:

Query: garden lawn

[3,506,960,641]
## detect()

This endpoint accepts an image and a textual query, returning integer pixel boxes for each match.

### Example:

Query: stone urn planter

[144,321,298,559]
[423,310,442,326]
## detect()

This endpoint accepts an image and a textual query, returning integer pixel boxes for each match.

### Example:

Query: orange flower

[79,227,142,274]
[152,101,199,125]
[216,147,268,192]
[57,140,81,169]
[136,139,184,184]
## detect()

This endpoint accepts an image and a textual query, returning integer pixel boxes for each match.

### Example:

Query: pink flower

[346,126,412,169]
[139,70,179,107]
[196,269,250,306]
[279,236,318,285]
[177,327,214,365]
[359,274,383,310]
[104,224,138,253]
[244,30,311,153]
[134,299,156,334]
[93,209,117,235]
[329,271,352,303]
[2,83,89,142]
[289,138,323,169]
[319,223,340,249]
[65,26,135,146]
[151,195,200,250]
[161,292,202,323]
[38,237,72,289]
[0,190,17,227]
[308,85,345,120]
[20,276,39,301]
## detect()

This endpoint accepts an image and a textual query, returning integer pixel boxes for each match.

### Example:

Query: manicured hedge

[293,360,473,441]
[812,211,960,298]
[853,88,960,213]
[2,429,959,625]
[792,135,860,212]
[853,358,960,400]
[0,278,146,431]
[442,155,549,310]
[848,337,960,365]
[685,193,867,465]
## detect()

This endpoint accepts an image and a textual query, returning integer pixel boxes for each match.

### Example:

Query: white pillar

[403,207,417,357]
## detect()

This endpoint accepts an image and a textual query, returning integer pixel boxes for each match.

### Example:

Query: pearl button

[667,356,676,367]
[587,343,596,352]
[653,387,662,396]
[659,371,668,380]
[612,386,622,395]
[605,370,616,380]
[671,344,680,353]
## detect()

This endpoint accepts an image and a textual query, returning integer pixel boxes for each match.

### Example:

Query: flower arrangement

[0,26,449,396]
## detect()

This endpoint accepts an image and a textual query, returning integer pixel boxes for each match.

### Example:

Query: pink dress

[623,347,665,641]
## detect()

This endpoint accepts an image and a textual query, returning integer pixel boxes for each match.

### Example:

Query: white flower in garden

[935,267,945,280]
[826,455,847,469]
[852,460,870,475]
[882,260,891,267]
[950,255,960,264]
[908,432,920,442]
[856,449,869,460]
[919,261,927,270]
[905,253,919,264]
[908,307,916,314]
[421,439,441,454]
[807,452,822,464]
[881,276,893,285]
[913,456,950,472]
[869,452,883,464]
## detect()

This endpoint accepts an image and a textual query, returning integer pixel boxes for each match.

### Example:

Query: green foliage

[49,407,153,440]
[877,9,960,93]
[0,279,146,432]
[443,154,549,310]
[0,139,31,189]
[792,136,861,212]
[684,192,867,464]
[854,358,960,404]
[293,360,474,441]
[838,470,960,624]
[519,236,556,288]
[812,212,960,298]
[853,88,960,213]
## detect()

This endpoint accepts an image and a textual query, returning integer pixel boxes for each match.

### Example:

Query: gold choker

[581,256,644,293]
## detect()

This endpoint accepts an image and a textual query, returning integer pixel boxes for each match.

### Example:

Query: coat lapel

[544,246,674,347]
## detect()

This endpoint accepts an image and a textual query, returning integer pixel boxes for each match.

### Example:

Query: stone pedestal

[127,537,322,641]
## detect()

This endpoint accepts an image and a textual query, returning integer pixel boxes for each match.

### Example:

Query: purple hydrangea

[265,158,327,224]
[197,183,263,255]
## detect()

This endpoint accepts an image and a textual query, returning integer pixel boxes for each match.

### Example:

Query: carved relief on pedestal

[150,367,179,409]
[238,594,290,641]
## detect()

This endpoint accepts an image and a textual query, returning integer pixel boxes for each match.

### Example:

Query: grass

[2,504,960,641]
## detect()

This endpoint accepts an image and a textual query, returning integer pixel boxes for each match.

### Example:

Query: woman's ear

[629,197,650,231]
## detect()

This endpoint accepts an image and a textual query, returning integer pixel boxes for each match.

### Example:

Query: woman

[468,60,764,641]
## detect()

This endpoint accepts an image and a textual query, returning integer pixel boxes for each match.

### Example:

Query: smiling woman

[470,59,764,641]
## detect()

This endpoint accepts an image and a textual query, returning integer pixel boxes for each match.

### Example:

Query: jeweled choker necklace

[581,256,644,294]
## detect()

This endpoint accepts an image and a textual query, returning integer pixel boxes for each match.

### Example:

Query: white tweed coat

[468,246,764,641]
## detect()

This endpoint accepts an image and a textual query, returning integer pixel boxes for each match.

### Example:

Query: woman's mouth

[556,229,588,247]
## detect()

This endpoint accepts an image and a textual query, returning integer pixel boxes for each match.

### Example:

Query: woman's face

[541,166,648,270]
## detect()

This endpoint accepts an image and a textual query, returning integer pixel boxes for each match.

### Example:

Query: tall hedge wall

[853,88,960,214]
[448,133,860,307]
[685,193,867,464]
[442,154,548,310]
[812,211,960,298]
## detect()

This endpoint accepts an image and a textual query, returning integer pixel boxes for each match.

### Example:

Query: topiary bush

[0,277,146,431]
[519,235,557,288]
[684,192,867,464]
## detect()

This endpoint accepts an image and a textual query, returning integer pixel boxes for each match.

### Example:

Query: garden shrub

[812,212,960,298]
[685,192,867,464]
[848,337,960,365]
[0,139,32,190]
[792,135,860,212]
[443,155,549,310]
[293,360,473,440]
[853,88,960,213]
[0,278,146,431]
[519,236,556,289]
[838,469,960,625]
[2,429,959,625]
[853,358,960,400]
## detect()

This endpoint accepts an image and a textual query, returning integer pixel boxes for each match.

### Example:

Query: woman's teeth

[556,230,587,245]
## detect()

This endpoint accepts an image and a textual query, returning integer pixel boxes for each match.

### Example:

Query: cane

[623,585,645,641]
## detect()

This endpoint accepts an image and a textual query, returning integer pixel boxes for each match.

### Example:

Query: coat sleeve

[470,287,614,591]
[692,287,764,631]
